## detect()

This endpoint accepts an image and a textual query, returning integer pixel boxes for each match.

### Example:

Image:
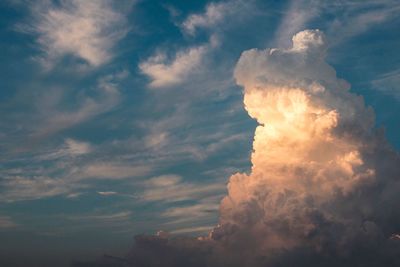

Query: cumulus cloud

[274,0,320,47]
[273,0,400,47]
[110,29,400,267]
[139,45,208,88]
[29,0,129,67]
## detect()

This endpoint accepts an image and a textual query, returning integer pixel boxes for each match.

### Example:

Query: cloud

[274,0,320,47]
[97,191,118,196]
[325,0,400,44]
[181,1,229,35]
[67,211,132,222]
[273,0,400,47]
[113,29,400,267]
[160,198,221,233]
[139,174,225,203]
[0,215,17,229]
[140,0,253,88]
[39,138,92,160]
[215,28,400,265]
[0,175,81,202]
[181,0,250,36]
[26,0,129,68]
[139,45,208,88]
[78,162,151,180]
[371,68,400,100]
[28,70,124,142]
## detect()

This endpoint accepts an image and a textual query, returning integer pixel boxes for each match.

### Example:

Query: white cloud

[181,0,250,36]
[274,0,320,47]
[139,45,207,88]
[97,191,118,196]
[140,0,252,88]
[181,2,228,35]
[274,0,400,47]
[124,29,400,267]
[30,0,129,67]
[326,0,400,44]
[211,29,400,261]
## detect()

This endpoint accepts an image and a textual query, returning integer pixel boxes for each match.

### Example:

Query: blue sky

[1,0,400,266]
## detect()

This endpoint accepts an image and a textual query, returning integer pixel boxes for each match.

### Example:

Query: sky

[0,0,400,266]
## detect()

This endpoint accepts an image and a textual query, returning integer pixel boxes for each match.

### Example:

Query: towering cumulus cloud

[84,30,400,267]
[212,29,400,265]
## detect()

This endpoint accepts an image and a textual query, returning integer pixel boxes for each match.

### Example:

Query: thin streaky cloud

[26,0,129,68]
[139,45,208,88]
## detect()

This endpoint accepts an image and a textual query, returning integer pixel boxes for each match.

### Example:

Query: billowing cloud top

[215,29,400,265]
[117,30,400,267]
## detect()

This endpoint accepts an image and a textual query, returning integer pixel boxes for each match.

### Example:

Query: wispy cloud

[2,70,127,154]
[97,191,118,196]
[0,175,82,202]
[139,175,225,203]
[38,138,91,160]
[181,1,228,35]
[31,73,122,139]
[325,0,400,45]
[274,0,400,47]
[77,162,151,180]
[67,211,132,222]
[274,0,320,47]
[371,68,400,100]
[139,45,208,88]
[140,0,254,88]
[181,0,249,36]
[25,0,129,68]
[0,215,17,229]
[161,201,220,224]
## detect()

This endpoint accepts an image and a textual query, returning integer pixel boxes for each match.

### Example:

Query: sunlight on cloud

[139,45,207,88]
[181,0,247,36]
[31,0,128,67]
[182,2,227,35]
[124,29,400,267]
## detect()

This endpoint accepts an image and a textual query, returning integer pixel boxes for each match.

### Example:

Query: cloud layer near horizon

[105,29,400,267]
